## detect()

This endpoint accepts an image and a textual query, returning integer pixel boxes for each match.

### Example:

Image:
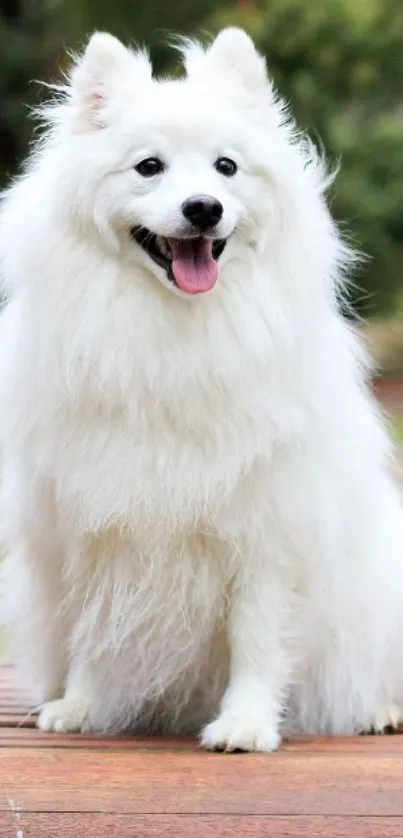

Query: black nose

[182,195,223,230]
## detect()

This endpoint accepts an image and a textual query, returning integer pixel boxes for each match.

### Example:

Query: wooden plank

[0,726,402,752]
[2,745,403,816]
[0,714,36,728]
[0,665,35,723]
[1,814,403,838]
[0,705,36,716]
[0,728,198,749]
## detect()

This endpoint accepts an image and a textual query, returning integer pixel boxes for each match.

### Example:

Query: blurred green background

[1,0,403,325]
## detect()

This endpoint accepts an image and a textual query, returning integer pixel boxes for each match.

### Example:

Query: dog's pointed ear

[71,32,152,130]
[207,28,268,94]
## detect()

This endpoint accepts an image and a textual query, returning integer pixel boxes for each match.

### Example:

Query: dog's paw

[200,713,280,753]
[369,703,401,734]
[37,698,90,733]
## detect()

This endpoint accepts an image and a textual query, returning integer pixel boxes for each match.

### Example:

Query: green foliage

[63,0,223,69]
[394,416,403,445]
[212,0,403,315]
[0,0,65,184]
[0,0,402,315]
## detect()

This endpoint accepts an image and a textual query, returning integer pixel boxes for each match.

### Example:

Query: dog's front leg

[201,565,288,752]
[37,659,96,733]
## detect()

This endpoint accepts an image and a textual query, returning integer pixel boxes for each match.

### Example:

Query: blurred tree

[0,0,66,184]
[212,0,403,314]
[64,0,224,69]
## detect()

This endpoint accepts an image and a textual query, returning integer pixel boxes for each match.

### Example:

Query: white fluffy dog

[0,28,402,751]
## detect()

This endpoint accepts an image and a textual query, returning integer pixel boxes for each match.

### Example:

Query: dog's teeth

[157,236,170,258]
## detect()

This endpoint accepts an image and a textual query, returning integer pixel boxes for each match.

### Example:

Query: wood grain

[2,745,403,816]
[0,726,401,750]
[1,814,403,838]
[0,713,36,728]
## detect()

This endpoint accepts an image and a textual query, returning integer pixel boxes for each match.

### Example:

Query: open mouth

[130,227,227,294]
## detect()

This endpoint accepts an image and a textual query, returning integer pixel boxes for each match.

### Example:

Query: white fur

[1,29,402,750]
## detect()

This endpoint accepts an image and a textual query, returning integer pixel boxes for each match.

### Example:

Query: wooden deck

[1,665,403,836]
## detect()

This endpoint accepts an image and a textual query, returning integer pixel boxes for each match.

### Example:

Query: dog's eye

[214,157,237,177]
[135,158,165,177]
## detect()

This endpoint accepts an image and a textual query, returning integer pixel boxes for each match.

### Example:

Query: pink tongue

[168,238,218,294]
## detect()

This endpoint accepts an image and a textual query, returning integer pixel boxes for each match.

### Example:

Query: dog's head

[47,29,316,297]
